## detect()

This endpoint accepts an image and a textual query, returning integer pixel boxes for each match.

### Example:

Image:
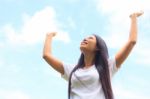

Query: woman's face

[80,35,97,53]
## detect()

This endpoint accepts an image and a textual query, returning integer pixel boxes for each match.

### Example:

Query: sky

[0,0,150,99]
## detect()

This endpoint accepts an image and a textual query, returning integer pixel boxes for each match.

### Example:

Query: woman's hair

[68,34,114,99]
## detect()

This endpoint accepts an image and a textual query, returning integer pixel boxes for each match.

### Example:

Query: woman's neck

[83,52,95,68]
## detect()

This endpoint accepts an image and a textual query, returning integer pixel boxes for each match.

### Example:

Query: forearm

[129,16,137,44]
[43,36,53,57]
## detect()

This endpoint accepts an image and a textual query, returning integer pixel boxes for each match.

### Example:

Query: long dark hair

[68,34,114,99]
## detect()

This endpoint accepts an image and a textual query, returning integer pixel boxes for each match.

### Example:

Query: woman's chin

[80,46,87,52]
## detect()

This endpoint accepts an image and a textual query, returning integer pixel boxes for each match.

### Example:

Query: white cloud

[97,0,150,15]
[97,0,150,16]
[0,90,30,99]
[96,0,150,49]
[2,6,70,46]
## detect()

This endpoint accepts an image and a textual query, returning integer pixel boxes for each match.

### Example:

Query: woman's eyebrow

[88,36,94,39]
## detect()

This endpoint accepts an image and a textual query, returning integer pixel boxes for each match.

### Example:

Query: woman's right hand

[46,32,57,38]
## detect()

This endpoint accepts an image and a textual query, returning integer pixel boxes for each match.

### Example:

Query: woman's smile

[81,41,88,45]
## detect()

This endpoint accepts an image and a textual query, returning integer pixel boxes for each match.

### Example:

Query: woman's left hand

[130,11,144,18]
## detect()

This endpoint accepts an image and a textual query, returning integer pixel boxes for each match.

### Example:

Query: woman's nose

[83,38,87,41]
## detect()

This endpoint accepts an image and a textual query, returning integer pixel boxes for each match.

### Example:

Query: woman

[43,12,143,99]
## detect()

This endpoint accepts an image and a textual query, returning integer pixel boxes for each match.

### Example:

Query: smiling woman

[42,11,143,99]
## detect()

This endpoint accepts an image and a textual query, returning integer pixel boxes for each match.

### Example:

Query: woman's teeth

[81,42,88,45]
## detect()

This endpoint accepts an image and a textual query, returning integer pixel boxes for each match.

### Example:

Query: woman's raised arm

[43,32,64,74]
[115,11,143,68]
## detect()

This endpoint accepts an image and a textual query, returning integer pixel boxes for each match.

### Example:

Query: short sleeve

[108,57,118,78]
[61,63,75,81]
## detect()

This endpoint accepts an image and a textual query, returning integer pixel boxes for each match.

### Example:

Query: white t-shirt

[61,57,118,99]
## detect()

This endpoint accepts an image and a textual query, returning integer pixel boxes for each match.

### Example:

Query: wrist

[130,17,137,22]
[46,35,53,39]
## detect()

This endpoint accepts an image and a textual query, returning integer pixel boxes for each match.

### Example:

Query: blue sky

[0,0,150,99]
